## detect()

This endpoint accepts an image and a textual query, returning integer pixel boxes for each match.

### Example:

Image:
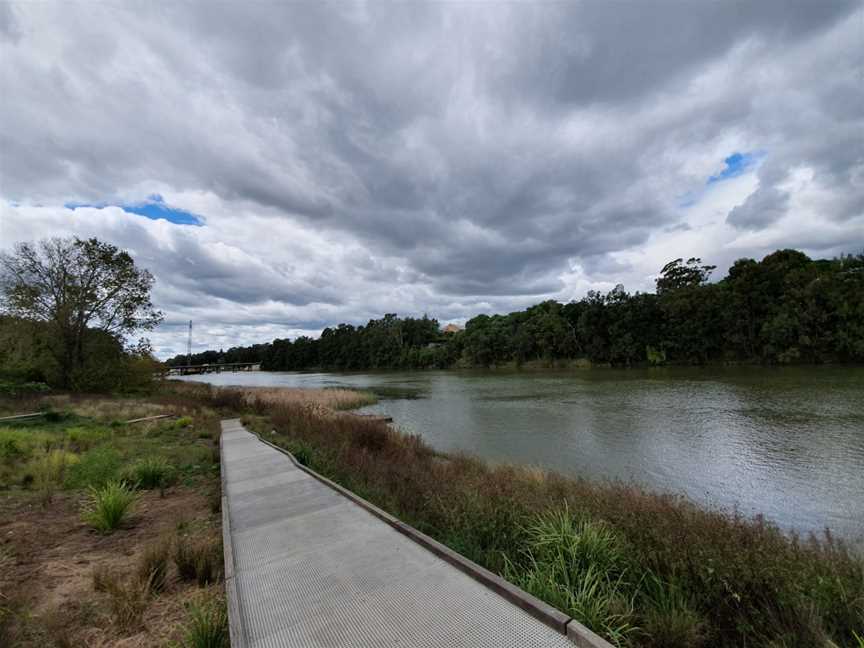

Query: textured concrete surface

[220,419,588,647]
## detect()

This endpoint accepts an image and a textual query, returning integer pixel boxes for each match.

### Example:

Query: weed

[176,416,194,428]
[182,594,229,648]
[82,480,137,533]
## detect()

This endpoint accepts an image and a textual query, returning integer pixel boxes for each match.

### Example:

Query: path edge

[248,426,612,648]
[220,425,248,648]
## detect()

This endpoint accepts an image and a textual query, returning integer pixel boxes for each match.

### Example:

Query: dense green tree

[0,237,163,388]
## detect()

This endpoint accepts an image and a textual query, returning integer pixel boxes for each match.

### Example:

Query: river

[178,367,864,544]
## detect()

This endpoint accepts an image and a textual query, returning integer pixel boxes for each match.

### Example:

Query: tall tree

[0,237,163,387]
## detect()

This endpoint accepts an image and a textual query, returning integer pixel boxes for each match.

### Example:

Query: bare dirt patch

[0,486,221,647]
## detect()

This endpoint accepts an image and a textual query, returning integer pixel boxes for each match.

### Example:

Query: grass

[137,536,172,592]
[65,445,123,488]
[82,480,137,533]
[174,534,224,586]
[101,569,152,632]
[230,394,864,648]
[503,510,639,644]
[230,387,378,410]
[182,594,229,648]
[32,448,79,504]
[124,456,176,491]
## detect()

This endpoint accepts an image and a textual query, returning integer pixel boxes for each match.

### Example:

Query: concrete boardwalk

[220,419,595,648]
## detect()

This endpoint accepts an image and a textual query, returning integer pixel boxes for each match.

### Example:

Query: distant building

[442,323,463,334]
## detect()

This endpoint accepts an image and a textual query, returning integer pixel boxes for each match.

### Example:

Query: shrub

[124,457,175,491]
[174,535,223,586]
[175,416,194,428]
[82,480,137,533]
[65,446,122,488]
[182,595,229,648]
[137,538,172,592]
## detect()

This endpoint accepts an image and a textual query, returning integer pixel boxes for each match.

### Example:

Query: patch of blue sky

[706,150,766,185]
[65,196,203,226]
[677,150,766,208]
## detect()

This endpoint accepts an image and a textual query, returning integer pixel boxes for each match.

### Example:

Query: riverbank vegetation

[167,249,864,371]
[0,393,226,647]
[201,388,864,648]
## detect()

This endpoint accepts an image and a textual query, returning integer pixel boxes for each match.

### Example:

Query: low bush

[174,535,223,586]
[182,595,229,648]
[175,416,194,428]
[82,480,137,533]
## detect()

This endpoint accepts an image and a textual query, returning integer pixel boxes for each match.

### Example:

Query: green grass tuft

[123,456,176,491]
[82,480,137,533]
[182,595,229,648]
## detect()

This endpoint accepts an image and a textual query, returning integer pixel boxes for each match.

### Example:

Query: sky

[0,1,862,359]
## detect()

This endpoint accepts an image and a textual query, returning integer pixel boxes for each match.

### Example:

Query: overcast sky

[1,1,862,358]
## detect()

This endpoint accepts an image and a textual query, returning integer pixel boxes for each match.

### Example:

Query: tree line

[167,249,864,370]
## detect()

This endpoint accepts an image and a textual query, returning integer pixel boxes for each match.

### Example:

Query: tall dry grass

[235,387,376,411]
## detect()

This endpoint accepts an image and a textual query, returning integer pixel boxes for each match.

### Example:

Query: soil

[0,486,221,647]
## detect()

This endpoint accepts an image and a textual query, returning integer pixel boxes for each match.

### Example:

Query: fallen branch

[123,414,176,424]
[0,412,47,422]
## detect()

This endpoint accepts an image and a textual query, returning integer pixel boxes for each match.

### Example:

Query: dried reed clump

[236,387,377,412]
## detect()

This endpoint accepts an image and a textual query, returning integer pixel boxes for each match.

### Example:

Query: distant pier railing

[166,362,260,376]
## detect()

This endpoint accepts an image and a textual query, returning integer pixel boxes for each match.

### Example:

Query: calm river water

[180,367,864,543]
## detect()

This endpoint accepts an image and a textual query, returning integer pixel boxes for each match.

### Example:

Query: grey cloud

[1,0,862,354]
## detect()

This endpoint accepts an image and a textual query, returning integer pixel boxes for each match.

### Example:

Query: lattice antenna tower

[187,320,193,365]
